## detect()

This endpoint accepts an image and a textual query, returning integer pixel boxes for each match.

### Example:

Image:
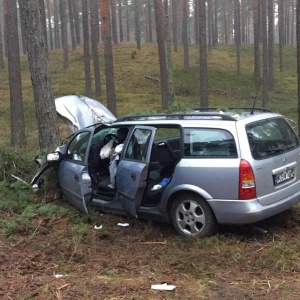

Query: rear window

[246,117,299,160]
[184,128,237,158]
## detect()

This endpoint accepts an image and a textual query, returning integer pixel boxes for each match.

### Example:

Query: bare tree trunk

[194,0,199,45]
[0,7,5,67]
[54,0,60,49]
[82,0,92,97]
[234,0,241,75]
[68,0,76,50]
[154,0,168,110]
[19,0,60,151]
[46,0,53,51]
[172,0,178,51]
[207,0,213,50]
[199,0,208,107]
[126,0,130,41]
[214,0,218,45]
[39,0,48,53]
[118,0,124,42]
[164,0,174,106]
[7,0,25,148]
[261,0,268,108]
[73,0,81,44]
[90,0,102,96]
[296,0,300,134]
[60,0,68,69]
[253,0,260,88]
[3,0,7,57]
[134,0,141,49]
[278,0,284,72]
[268,0,274,91]
[148,0,153,42]
[18,0,27,55]
[100,0,117,115]
[182,0,189,71]
[111,0,118,44]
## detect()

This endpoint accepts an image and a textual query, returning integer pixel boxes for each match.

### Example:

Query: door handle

[74,175,79,181]
[131,173,136,181]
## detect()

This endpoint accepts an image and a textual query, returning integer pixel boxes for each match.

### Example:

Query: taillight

[239,160,256,200]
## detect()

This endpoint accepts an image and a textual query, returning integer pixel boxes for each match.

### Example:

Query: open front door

[59,130,93,213]
[116,126,156,217]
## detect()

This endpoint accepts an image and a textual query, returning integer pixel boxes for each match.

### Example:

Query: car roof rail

[193,107,272,113]
[115,112,237,122]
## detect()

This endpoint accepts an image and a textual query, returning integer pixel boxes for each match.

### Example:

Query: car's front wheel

[171,193,217,238]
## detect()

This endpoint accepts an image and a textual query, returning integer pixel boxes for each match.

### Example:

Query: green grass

[0,43,298,149]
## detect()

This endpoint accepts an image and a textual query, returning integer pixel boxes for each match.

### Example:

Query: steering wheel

[102,133,119,147]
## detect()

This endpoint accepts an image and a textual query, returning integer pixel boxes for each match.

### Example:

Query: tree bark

[278,0,284,72]
[100,0,117,115]
[90,0,102,96]
[199,0,208,107]
[268,0,274,91]
[253,0,260,88]
[73,0,81,44]
[296,0,300,135]
[7,0,25,148]
[68,0,76,50]
[154,0,168,110]
[147,0,153,42]
[182,0,189,71]
[60,0,68,69]
[234,0,241,75]
[82,0,92,97]
[172,0,178,51]
[19,0,60,152]
[53,0,60,49]
[46,0,53,51]
[194,0,199,45]
[111,0,118,44]
[261,0,268,108]
[134,0,141,49]
[118,0,124,42]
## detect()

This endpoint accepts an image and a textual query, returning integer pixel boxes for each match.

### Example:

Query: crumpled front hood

[55,95,116,132]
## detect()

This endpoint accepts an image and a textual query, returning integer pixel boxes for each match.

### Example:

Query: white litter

[53,272,64,278]
[117,223,129,227]
[94,225,103,230]
[151,283,176,291]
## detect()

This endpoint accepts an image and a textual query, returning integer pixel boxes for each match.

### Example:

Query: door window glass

[124,128,151,161]
[66,131,91,162]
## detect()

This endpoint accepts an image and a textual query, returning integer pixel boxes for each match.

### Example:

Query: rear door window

[184,128,237,158]
[246,117,299,159]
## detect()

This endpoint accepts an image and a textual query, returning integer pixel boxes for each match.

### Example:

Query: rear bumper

[208,190,300,224]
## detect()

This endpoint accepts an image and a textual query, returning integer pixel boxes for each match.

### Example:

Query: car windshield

[246,117,299,159]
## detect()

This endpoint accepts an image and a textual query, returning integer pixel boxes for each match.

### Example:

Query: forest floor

[2,198,300,300]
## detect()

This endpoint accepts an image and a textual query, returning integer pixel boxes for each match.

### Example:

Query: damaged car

[31,95,300,238]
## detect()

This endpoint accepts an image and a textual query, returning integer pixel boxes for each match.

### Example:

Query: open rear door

[116,126,155,217]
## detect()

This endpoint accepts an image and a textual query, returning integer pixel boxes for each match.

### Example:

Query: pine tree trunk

[100,0,117,115]
[296,0,300,135]
[172,0,178,51]
[46,0,54,51]
[111,0,118,44]
[118,0,124,42]
[53,0,60,49]
[134,0,141,49]
[234,0,241,75]
[7,0,25,148]
[68,0,76,50]
[278,0,284,72]
[253,0,260,88]
[126,0,130,41]
[154,0,168,110]
[182,0,189,71]
[261,0,268,108]
[90,0,102,96]
[199,0,208,107]
[268,0,274,91]
[60,0,68,69]
[82,0,92,97]
[19,0,60,151]
[194,0,199,45]
[73,0,81,44]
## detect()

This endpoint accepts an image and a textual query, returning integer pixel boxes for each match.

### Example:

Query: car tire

[171,193,217,238]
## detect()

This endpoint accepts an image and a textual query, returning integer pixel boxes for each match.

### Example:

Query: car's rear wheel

[171,193,217,238]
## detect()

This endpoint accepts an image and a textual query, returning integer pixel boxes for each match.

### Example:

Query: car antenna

[250,100,256,115]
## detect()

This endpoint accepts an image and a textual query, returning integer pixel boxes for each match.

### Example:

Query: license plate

[273,168,295,185]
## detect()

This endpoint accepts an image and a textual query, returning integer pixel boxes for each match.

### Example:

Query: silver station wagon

[32,96,300,238]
